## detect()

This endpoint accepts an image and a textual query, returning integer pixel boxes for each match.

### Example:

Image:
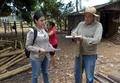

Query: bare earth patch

[0,28,120,83]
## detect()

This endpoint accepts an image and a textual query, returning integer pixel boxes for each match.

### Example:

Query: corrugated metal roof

[68,1,120,16]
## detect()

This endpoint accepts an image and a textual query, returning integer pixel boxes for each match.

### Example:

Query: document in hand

[45,48,61,52]
[65,35,82,38]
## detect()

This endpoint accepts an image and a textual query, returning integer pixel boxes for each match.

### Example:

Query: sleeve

[53,27,57,33]
[25,29,40,53]
[83,23,103,45]
[48,27,56,36]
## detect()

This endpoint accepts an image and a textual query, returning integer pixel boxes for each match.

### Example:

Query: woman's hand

[39,48,46,53]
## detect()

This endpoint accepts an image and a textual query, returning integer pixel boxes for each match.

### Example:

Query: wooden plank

[0,49,23,58]
[108,75,120,83]
[0,50,10,63]
[0,47,13,53]
[0,64,31,80]
[0,53,24,70]
[0,40,14,43]
[0,54,15,66]
[95,72,116,83]
[94,75,104,83]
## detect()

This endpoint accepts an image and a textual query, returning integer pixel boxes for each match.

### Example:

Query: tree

[0,0,37,23]
[76,0,79,12]
[59,1,74,30]
[0,0,74,28]
[0,0,11,16]
[34,0,74,30]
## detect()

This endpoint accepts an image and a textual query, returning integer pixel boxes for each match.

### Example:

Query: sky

[61,0,110,8]
[82,0,110,7]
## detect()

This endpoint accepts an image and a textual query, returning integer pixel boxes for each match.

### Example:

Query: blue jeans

[30,56,49,83]
[74,54,97,83]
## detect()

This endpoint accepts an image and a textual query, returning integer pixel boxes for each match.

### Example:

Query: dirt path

[0,32,120,83]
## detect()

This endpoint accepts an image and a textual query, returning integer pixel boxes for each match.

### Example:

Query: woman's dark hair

[48,21,55,27]
[33,10,44,23]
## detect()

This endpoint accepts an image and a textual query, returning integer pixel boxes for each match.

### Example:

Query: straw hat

[80,6,99,17]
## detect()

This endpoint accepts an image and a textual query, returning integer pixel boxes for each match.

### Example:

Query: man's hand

[73,35,83,41]
[73,35,83,44]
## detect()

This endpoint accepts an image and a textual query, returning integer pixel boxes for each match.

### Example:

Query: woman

[25,10,52,83]
[48,21,58,67]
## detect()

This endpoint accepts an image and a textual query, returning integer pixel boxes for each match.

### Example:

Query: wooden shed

[68,1,120,38]
[67,12,83,34]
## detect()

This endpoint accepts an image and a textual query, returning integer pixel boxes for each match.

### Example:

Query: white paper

[45,48,61,52]
[65,35,82,38]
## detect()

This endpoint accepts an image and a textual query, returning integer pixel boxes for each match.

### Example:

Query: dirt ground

[0,28,120,83]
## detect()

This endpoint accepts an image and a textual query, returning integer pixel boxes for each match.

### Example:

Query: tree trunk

[76,0,79,12]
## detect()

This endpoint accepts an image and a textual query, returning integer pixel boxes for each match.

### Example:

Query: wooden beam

[95,72,116,83]
[0,64,31,80]
[0,47,13,54]
[0,49,23,58]
[108,75,120,83]
[0,53,24,71]
[0,55,15,66]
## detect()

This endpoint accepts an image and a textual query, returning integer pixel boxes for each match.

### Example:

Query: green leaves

[0,0,74,25]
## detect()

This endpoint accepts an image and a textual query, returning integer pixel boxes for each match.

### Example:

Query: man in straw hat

[71,6,103,83]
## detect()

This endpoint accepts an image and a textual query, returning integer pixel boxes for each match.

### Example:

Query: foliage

[56,1,74,28]
[33,0,74,28]
[0,4,11,16]
[15,0,37,23]
[0,0,74,26]
[0,0,37,23]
